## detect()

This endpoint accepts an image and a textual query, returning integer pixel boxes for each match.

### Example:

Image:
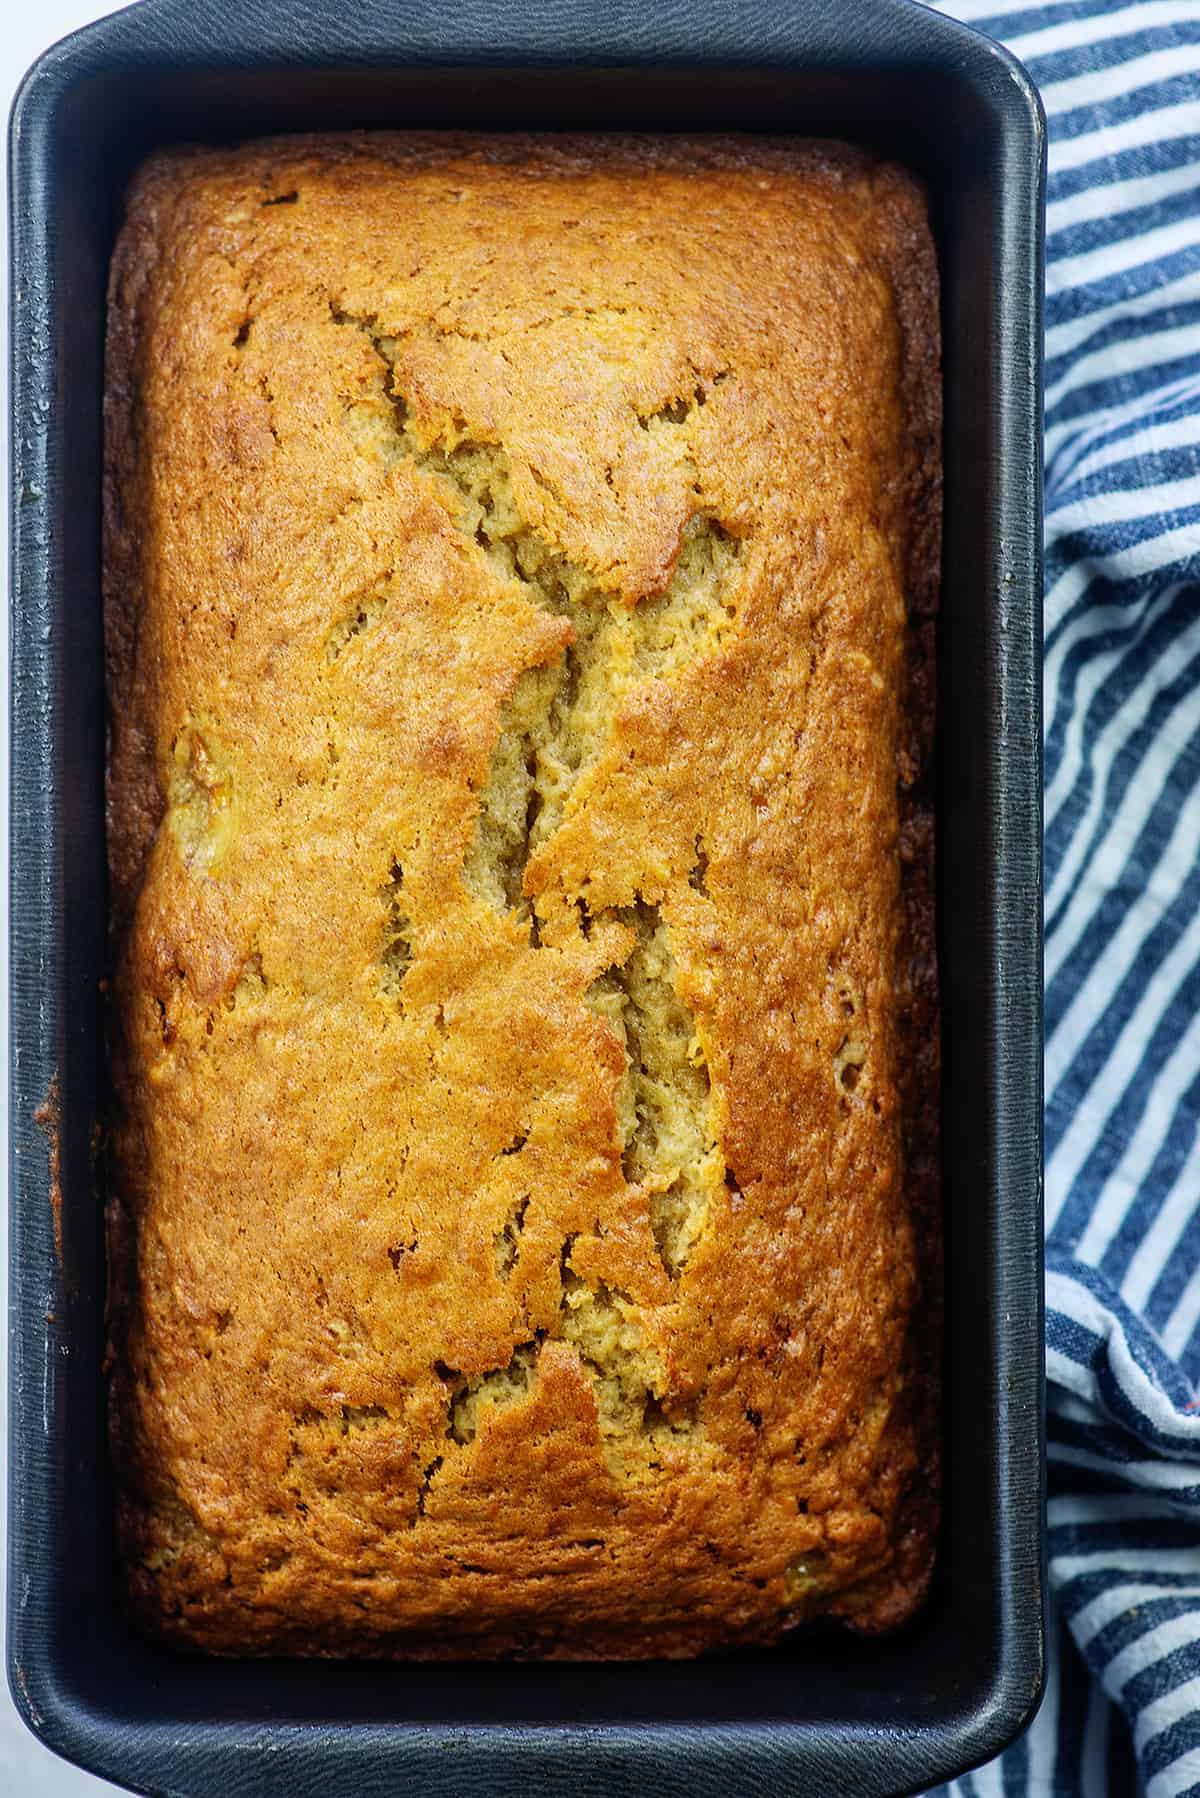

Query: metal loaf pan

[8,0,1046,1791]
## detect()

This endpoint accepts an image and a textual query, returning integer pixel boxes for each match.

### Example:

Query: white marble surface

[3,6,128,1791]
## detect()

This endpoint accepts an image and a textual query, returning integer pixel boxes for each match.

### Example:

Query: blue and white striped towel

[926,1,1200,1793]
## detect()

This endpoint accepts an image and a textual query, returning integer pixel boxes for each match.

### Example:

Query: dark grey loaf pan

[8,0,1046,1792]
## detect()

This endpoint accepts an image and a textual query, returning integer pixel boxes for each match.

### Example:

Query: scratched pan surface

[8,1,1046,1792]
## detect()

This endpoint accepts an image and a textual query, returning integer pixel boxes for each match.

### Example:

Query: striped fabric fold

[928,1,1200,1791]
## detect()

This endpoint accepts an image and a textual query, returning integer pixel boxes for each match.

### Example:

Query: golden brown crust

[105,132,940,1657]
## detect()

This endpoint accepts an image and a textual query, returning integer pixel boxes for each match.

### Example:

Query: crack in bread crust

[587,902,716,1280]
[335,312,744,941]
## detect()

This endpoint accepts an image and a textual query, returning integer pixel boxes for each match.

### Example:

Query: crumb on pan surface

[103,132,941,1659]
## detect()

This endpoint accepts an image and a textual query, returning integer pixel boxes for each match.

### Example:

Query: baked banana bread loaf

[104,133,941,1658]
